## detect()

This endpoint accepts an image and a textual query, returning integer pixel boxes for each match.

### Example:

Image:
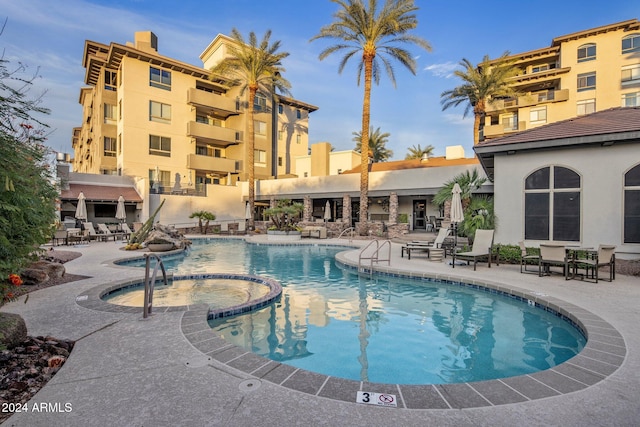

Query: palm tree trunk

[473,100,485,145]
[359,53,374,234]
[247,86,257,230]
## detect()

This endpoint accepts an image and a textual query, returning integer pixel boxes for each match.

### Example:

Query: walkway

[1,237,639,426]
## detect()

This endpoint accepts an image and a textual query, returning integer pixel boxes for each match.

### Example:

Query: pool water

[123,239,586,385]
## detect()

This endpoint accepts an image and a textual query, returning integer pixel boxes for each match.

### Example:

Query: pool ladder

[358,239,391,278]
[142,253,170,318]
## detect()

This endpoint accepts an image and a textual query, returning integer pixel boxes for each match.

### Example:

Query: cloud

[423,62,458,78]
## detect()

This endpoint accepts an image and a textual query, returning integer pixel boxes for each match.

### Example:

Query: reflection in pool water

[124,240,586,385]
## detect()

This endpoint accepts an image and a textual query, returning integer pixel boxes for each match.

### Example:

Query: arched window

[624,164,640,243]
[577,43,596,62]
[622,34,640,54]
[524,166,581,241]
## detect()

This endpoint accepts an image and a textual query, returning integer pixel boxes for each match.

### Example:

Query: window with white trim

[577,72,596,91]
[254,93,267,112]
[524,166,581,242]
[103,137,116,157]
[622,92,640,107]
[577,43,596,62]
[577,99,595,116]
[296,134,301,144]
[624,164,640,243]
[149,101,171,123]
[254,120,267,136]
[501,113,518,130]
[254,149,267,166]
[529,106,547,124]
[622,34,640,54]
[104,103,116,124]
[278,130,283,141]
[149,135,171,156]
[149,66,171,90]
[104,70,117,91]
[621,64,640,86]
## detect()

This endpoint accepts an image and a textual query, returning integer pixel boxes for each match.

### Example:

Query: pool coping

[77,239,626,410]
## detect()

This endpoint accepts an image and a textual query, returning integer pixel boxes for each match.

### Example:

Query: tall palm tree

[352,126,393,162]
[440,52,519,145]
[405,143,434,160]
[432,169,487,210]
[311,0,431,232]
[209,29,291,230]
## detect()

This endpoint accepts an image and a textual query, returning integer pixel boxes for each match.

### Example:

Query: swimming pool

[120,239,586,385]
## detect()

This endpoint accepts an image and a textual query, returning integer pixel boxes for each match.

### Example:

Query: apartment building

[72,31,317,192]
[482,19,640,140]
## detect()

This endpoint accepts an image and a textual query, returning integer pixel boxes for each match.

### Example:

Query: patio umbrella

[324,200,332,222]
[75,191,87,221]
[245,202,252,220]
[450,183,464,266]
[115,195,126,223]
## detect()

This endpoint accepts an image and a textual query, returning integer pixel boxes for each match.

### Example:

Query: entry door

[413,200,426,230]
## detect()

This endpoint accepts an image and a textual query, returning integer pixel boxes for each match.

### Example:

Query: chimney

[420,153,429,163]
[134,31,158,53]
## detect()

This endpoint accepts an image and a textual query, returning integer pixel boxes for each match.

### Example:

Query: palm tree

[352,126,393,162]
[440,52,519,145]
[405,143,434,160]
[209,29,291,230]
[432,169,487,211]
[311,0,431,232]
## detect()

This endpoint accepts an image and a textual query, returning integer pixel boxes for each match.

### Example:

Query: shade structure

[450,183,464,224]
[115,195,126,222]
[75,191,87,221]
[324,201,332,221]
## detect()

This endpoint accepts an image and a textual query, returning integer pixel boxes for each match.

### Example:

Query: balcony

[485,89,569,113]
[186,154,237,174]
[483,121,527,138]
[187,88,239,118]
[187,121,242,147]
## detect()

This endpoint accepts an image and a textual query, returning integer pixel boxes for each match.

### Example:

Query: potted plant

[146,237,175,252]
[264,200,304,241]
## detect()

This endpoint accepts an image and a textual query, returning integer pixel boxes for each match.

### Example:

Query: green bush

[495,244,539,264]
[398,213,408,223]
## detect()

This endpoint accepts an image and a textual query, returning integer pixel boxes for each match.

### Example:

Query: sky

[0,0,637,161]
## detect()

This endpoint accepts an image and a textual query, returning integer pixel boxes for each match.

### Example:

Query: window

[278,104,283,114]
[278,156,282,167]
[254,93,267,112]
[104,70,117,91]
[254,149,267,165]
[531,64,549,73]
[622,92,640,107]
[577,99,596,116]
[104,103,116,124]
[254,120,267,135]
[149,135,171,156]
[530,106,547,124]
[149,66,171,90]
[117,134,121,153]
[195,145,222,157]
[577,72,596,91]
[149,101,171,123]
[624,164,640,243]
[622,34,640,54]
[278,130,283,141]
[296,134,301,144]
[577,44,596,62]
[103,137,116,157]
[502,114,518,131]
[621,64,640,86]
[118,100,122,120]
[524,166,581,242]
[296,109,302,119]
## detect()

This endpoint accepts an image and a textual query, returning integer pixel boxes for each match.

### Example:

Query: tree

[352,126,393,162]
[432,169,487,210]
[264,199,304,232]
[311,0,431,233]
[440,52,519,145]
[0,51,57,303]
[405,143,434,160]
[189,210,216,234]
[209,29,291,231]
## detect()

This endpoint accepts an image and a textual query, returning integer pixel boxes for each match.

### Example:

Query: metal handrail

[358,239,391,278]
[143,253,169,318]
[337,227,355,241]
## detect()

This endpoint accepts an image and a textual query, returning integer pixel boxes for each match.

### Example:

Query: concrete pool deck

[1,236,639,426]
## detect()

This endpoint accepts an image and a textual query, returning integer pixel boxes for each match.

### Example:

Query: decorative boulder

[20,268,49,286]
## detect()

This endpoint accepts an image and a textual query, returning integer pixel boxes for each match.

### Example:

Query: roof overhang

[60,184,142,203]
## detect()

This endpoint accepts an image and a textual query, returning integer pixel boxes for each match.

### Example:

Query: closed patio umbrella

[115,195,126,223]
[324,200,332,222]
[75,191,87,221]
[450,183,464,266]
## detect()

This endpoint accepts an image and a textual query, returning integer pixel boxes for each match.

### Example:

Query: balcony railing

[485,89,569,113]
[150,181,206,197]
[187,121,242,147]
[483,121,527,138]
[186,154,237,174]
[187,88,239,118]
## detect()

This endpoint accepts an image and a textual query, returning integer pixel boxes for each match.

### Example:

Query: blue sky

[0,0,636,160]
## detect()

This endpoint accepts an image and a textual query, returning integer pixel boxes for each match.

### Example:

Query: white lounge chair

[97,223,124,241]
[401,227,451,259]
[453,229,496,270]
[83,222,104,242]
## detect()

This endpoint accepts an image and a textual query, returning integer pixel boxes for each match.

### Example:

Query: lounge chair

[401,227,450,259]
[83,222,105,242]
[578,245,616,283]
[97,223,124,241]
[538,244,570,279]
[121,223,133,239]
[452,229,496,270]
[519,241,539,274]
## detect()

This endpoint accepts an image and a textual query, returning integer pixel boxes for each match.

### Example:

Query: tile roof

[341,156,479,174]
[476,107,640,149]
[60,184,142,202]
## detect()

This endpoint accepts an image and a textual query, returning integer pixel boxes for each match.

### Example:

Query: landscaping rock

[0,313,27,349]
[20,268,49,286]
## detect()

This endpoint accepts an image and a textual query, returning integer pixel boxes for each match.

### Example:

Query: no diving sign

[356,391,397,407]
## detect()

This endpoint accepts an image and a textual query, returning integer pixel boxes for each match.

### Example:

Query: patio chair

[519,241,539,274]
[578,245,616,283]
[453,229,496,270]
[121,223,133,239]
[52,229,68,246]
[97,223,123,241]
[401,227,450,259]
[83,222,105,242]
[538,244,570,279]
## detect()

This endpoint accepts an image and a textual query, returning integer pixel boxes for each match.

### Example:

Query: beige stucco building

[72,31,317,193]
[483,19,640,140]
